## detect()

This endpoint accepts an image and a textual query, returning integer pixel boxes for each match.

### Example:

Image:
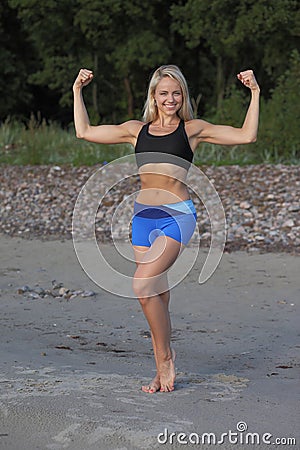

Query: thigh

[132,243,170,298]
[134,235,182,280]
[132,245,152,266]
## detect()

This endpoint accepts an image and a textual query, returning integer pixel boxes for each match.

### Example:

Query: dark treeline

[1,0,300,152]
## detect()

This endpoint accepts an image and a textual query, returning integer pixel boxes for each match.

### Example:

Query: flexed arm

[73,69,94,139]
[192,70,260,146]
[236,70,260,142]
[73,69,141,145]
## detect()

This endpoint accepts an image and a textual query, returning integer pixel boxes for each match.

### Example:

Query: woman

[73,65,260,394]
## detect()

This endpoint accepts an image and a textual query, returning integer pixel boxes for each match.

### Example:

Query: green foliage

[0,118,298,167]
[202,50,300,163]
[258,49,300,160]
[0,0,34,118]
[9,0,89,107]
[0,118,133,166]
[207,84,249,126]
[1,0,299,164]
[171,0,300,102]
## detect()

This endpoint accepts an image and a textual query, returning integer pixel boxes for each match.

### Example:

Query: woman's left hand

[237,70,260,92]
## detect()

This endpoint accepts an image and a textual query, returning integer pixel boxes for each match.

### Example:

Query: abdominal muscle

[135,163,190,205]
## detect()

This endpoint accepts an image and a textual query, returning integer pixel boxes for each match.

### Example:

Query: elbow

[240,127,258,143]
[244,135,257,144]
[75,128,89,140]
[76,131,84,139]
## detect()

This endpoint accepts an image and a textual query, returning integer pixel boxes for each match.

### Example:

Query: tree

[75,0,173,118]
[8,0,89,122]
[0,0,34,119]
[9,0,174,122]
[4,0,300,129]
[171,0,300,108]
[259,49,300,158]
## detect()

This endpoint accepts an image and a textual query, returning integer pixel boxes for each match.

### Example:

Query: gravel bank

[0,164,299,253]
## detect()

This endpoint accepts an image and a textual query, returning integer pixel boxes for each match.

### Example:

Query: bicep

[197,121,246,146]
[80,122,135,145]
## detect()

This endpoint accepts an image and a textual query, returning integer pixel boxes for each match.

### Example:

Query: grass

[0,119,299,166]
[0,118,132,166]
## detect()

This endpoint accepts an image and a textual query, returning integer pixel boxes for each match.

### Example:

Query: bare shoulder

[121,120,145,138]
[184,119,216,150]
[184,119,207,138]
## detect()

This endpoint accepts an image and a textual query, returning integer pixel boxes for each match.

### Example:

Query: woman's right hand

[73,68,93,90]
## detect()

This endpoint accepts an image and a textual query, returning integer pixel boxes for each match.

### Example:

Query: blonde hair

[142,65,194,122]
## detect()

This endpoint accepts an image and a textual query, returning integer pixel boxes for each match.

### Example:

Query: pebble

[58,287,69,296]
[0,164,299,253]
[239,201,251,209]
[16,283,96,300]
[282,219,294,228]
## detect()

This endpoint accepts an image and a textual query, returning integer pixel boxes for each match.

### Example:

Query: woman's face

[154,77,183,117]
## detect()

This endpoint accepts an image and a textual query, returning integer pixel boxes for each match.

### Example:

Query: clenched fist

[73,69,93,90]
[237,70,260,92]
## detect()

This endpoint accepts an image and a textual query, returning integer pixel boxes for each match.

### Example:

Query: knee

[132,276,157,301]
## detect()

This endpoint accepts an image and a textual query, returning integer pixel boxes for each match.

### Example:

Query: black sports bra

[135,119,194,170]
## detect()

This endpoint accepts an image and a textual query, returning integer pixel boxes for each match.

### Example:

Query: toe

[160,383,174,393]
[141,385,151,393]
[142,382,160,393]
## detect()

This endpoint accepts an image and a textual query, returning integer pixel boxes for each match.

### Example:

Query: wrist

[73,84,82,93]
[251,86,260,94]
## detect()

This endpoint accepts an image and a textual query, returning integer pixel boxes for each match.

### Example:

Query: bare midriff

[135,163,190,205]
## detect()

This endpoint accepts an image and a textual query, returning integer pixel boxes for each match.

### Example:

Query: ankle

[157,349,172,362]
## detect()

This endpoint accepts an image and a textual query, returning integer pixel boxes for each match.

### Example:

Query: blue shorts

[131,199,197,247]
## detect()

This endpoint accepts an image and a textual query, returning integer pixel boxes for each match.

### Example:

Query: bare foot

[159,348,176,393]
[141,374,161,394]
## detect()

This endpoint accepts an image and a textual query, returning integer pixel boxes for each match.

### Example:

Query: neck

[153,113,180,127]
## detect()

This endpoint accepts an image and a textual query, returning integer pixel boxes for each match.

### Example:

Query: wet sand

[0,235,299,449]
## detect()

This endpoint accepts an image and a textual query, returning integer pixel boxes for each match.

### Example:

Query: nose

[167,93,175,103]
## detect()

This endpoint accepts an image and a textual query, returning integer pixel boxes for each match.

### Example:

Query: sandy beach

[0,234,299,449]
